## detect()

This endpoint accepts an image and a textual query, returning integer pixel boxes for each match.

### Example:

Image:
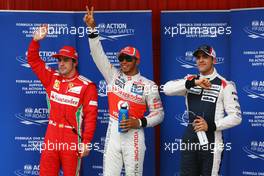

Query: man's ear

[213,58,216,64]
[136,59,140,65]
[72,59,78,67]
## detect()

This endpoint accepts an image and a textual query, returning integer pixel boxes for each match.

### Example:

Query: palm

[33,25,48,41]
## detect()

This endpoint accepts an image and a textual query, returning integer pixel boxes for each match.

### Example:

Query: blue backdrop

[0,10,154,176]
[160,9,263,176]
[229,8,264,176]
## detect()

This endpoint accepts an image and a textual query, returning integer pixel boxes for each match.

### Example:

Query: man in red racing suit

[27,25,98,176]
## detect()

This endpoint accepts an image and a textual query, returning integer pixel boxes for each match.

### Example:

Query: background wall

[1,1,264,175]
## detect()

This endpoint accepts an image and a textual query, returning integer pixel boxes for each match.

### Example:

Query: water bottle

[118,104,129,133]
[197,131,208,145]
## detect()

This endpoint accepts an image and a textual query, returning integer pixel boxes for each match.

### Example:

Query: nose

[197,57,205,62]
[120,60,128,64]
[58,62,65,68]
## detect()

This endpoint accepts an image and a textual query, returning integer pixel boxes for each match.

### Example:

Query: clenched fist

[195,78,211,89]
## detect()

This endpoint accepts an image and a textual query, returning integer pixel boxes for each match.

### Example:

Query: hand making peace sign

[84,5,96,29]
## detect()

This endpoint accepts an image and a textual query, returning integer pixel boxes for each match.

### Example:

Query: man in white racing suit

[84,6,164,176]
[163,45,242,176]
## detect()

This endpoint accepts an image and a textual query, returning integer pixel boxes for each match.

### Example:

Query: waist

[48,120,73,129]
[109,114,143,120]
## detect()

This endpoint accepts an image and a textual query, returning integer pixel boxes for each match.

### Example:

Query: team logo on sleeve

[152,98,162,109]
[53,80,60,91]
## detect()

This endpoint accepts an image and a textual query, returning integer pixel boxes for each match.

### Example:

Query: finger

[194,122,203,127]
[194,126,203,132]
[86,5,90,14]
[196,116,204,120]
[91,6,94,16]
[119,123,127,129]
[120,119,129,125]
[194,122,204,128]
[193,119,202,123]
[83,14,87,22]
[205,82,211,87]
[201,84,210,89]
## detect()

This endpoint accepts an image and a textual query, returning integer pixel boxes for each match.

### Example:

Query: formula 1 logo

[97,23,135,41]
[243,80,264,100]
[14,164,63,176]
[174,111,191,127]
[16,51,57,68]
[15,107,48,126]
[243,141,264,161]
[244,20,264,39]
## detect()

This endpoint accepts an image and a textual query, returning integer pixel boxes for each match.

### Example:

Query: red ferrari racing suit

[28,40,98,176]
[88,36,164,176]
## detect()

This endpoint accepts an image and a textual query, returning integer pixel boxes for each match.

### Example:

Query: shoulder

[77,75,94,85]
[217,74,237,90]
[184,74,198,80]
[139,75,157,86]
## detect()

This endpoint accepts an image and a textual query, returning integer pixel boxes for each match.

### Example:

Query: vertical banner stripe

[230,8,264,176]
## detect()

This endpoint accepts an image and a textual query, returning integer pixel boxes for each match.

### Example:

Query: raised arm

[27,25,54,88]
[84,5,118,83]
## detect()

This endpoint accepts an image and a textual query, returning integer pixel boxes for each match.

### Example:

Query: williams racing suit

[28,40,98,176]
[163,69,242,176]
[88,36,164,176]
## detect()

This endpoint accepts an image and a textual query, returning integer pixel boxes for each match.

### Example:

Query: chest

[48,78,85,107]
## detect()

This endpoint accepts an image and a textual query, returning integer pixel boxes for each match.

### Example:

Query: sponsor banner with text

[0,11,154,176]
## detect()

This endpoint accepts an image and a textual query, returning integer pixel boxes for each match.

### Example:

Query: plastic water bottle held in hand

[197,131,208,145]
[118,103,129,133]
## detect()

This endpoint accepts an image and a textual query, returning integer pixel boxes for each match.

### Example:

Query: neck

[62,69,77,79]
[201,67,214,76]
[124,69,139,76]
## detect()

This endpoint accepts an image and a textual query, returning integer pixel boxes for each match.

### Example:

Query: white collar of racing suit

[122,71,141,81]
[199,68,218,80]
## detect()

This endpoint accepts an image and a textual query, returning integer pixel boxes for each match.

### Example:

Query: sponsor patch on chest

[131,83,144,96]
[201,95,216,103]
[53,80,60,91]
[114,76,125,89]
[68,86,83,94]
[50,91,80,107]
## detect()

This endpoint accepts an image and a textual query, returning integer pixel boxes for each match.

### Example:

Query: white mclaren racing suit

[88,36,164,176]
[163,69,242,176]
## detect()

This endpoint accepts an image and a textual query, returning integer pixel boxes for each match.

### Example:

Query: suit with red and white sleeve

[163,69,242,176]
[28,40,98,176]
[88,36,164,176]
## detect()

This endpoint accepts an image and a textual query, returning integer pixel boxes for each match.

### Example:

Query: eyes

[118,55,136,62]
[58,57,72,63]
[195,54,212,61]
